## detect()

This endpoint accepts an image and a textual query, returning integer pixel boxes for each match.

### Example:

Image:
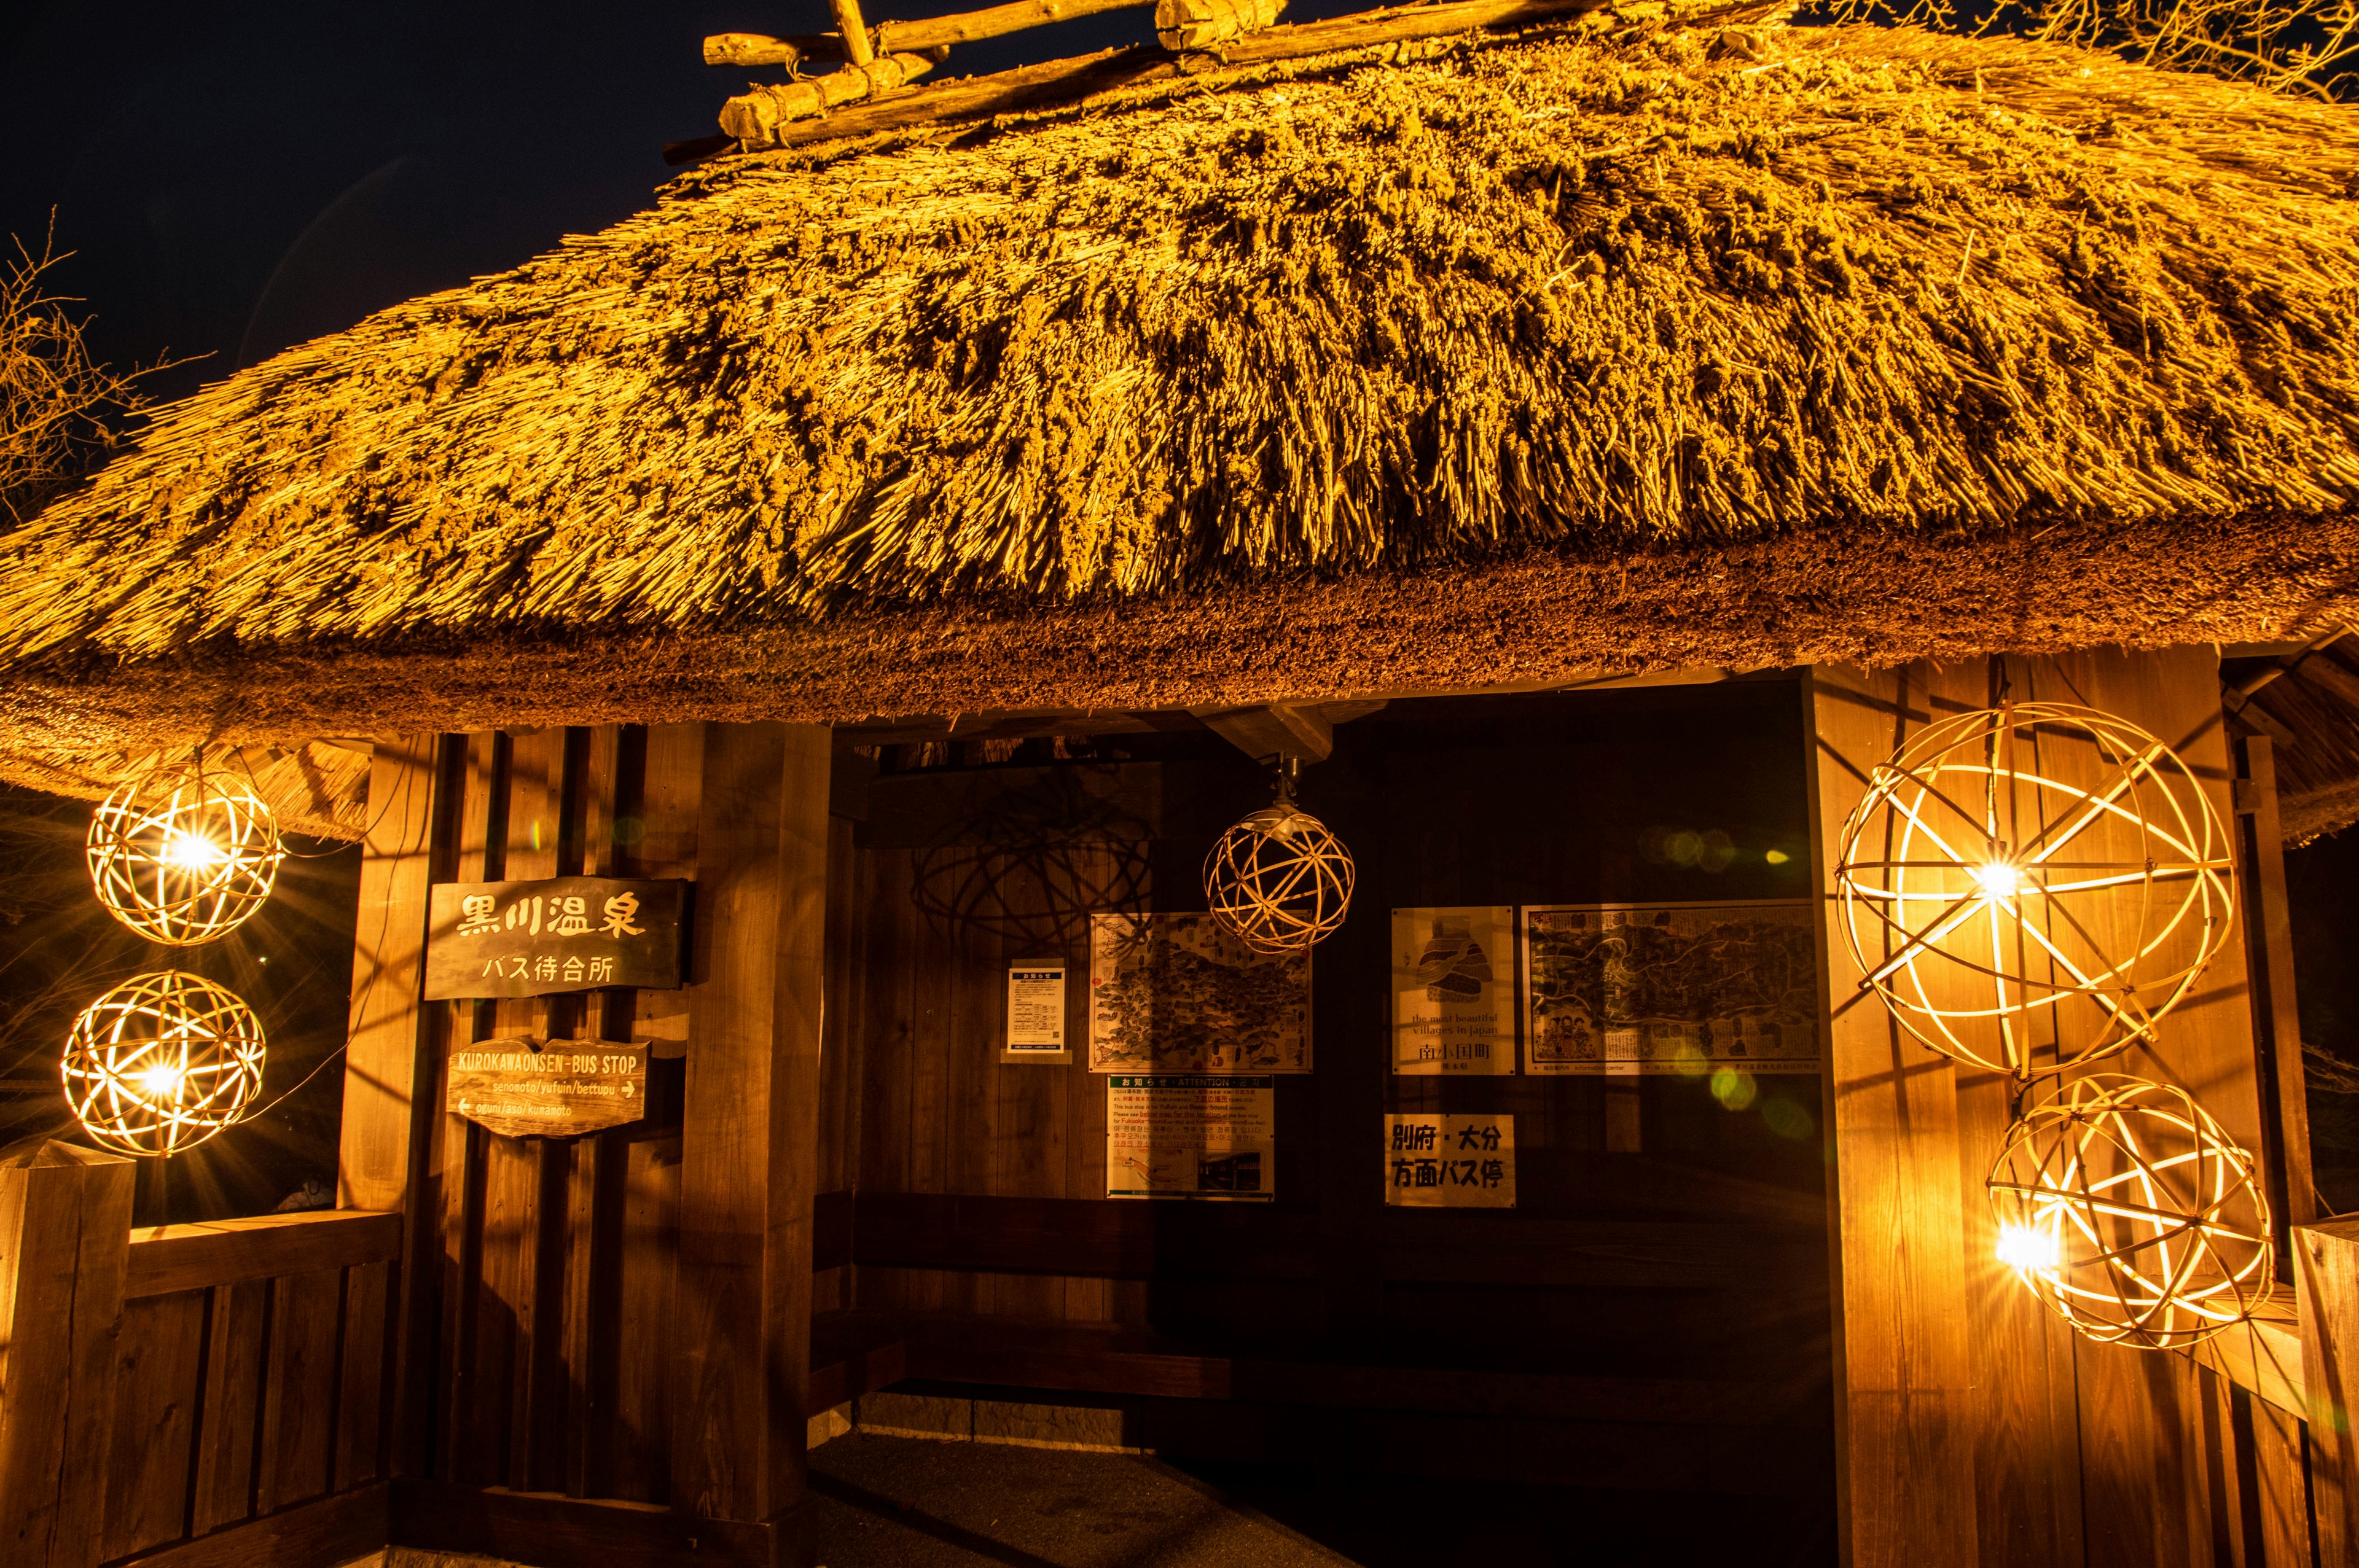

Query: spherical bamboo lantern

[1986,1074,2272,1349]
[1834,701,2232,1078]
[1204,800,1355,954]
[87,765,284,946]
[62,970,268,1157]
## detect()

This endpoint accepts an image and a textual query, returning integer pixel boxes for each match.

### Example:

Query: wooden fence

[0,1142,395,1568]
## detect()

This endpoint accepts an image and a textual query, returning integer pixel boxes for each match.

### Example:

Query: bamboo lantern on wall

[87,759,284,946]
[1833,701,2233,1079]
[1986,1074,2273,1348]
[62,970,268,1157]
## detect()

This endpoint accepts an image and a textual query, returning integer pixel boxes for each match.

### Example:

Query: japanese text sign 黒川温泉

[423,876,688,1000]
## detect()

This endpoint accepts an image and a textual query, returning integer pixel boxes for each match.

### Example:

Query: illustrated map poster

[1005,964,1069,1061]
[1089,913,1310,1074]
[446,1037,649,1139]
[1522,901,1820,1075]
[1385,1114,1515,1207]
[426,876,687,1000]
[1108,1075,1275,1201]
[1392,907,1517,1075]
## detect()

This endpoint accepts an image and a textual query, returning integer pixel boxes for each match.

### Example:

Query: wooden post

[0,1142,137,1568]
[338,735,448,1481]
[2236,735,2320,1231]
[674,724,830,1547]
[831,0,876,64]
[1803,665,1982,1568]
[2301,1219,2359,1568]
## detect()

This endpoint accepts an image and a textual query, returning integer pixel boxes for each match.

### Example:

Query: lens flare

[1973,860,2022,899]
[1995,1220,2060,1272]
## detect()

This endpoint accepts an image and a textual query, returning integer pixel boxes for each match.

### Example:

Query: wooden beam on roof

[714,0,1632,153]
[1190,702,1336,762]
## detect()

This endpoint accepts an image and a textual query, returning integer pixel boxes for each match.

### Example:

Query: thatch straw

[2,17,2358,776]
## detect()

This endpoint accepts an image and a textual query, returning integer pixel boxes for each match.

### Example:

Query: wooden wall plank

[1804,665,1981,1568]
[189,1279,268,1535]
[673,723,831,1524]
[0,1142,138,1568]
[437,730,505,1486]
[336,1258,393,1491]
[2301,1218,2359,1568]
[339,735,446,1214]
[2240,735,2321,1230]
[338,734,447,1489]
[126,1211,401,1299]
[254,1267,342,1515]
[613,1134,680,1506]
[123,1483,388,1568]
[100,1289,207,1563]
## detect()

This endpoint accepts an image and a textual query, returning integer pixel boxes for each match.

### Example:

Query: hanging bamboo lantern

[1985,1074,2272,1349]
[62,970,268,1157]
[1833,701,2232,1078]
[87,760,284,946]
[1203,767,1355,954]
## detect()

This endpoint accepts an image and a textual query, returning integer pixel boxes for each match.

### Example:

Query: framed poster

[1384,1114,1514,1207]
[1391,907,1517,1075]
[1004,964,1070,1062]
[1522,900,1820,1075]
[1107,1075,1275,1201]
[1087,913,1310,1074]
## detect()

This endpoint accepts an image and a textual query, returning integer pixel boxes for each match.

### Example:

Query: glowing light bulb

[135,1065,187,1102]
[1995,1221,2059,1272]
[160,831,226,872]
[1973,860,2022,899]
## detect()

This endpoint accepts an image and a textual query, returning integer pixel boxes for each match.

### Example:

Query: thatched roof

[4,13,2359,815]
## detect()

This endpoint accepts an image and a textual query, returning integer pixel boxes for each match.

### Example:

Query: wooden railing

[0,1142,397,1568]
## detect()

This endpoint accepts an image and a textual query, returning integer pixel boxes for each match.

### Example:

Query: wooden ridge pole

[697,0,1664,157]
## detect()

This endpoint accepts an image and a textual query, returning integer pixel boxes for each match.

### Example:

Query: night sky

[0,0,1363,396]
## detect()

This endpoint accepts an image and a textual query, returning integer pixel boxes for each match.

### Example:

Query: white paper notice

[1383,1113,1515,1207]
[1006,965,1068,1058]
[1106,1075,1275,1201]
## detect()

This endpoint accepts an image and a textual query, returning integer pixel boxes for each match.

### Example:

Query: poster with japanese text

[1107,1075,1275,1201]
[1522,901,1819,1075]
[1392,907,1517,1075]
[1088,913,1310,1074]
[1004,964,1070,1061]
[1384,1114,1514,1206]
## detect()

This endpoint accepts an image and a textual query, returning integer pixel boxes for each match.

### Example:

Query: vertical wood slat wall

[1809,650,2330,1568]
[362,721,837,1527]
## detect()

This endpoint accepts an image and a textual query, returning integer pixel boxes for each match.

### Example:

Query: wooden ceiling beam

[1190,703,1336,763]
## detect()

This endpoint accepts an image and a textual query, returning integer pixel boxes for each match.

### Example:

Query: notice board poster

[1089,913,1310,1074]
[1392,907,1517,1075]
[1384,1114,1515,1207]
[1004,964,1070,1061]
[1522,901,1820,1075]
[1106,1075,1275,1201]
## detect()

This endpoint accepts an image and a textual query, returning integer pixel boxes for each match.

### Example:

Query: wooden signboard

[424,876,688,1000]
[446,1037,649,1139]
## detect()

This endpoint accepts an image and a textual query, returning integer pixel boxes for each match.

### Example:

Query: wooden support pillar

[0,1142,138,1568]
[1804,665,1982,1568]
[675,723,831,1547]
[2301,1219,2359,1568]
[1807,648,2269,1568]
[337,734,450,1480]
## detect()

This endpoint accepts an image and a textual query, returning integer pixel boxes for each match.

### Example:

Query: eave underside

[4,510,2357,837]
